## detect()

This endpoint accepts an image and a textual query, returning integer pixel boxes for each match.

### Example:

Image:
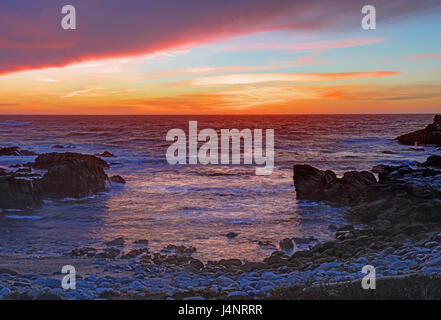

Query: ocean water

[0,114,439,261]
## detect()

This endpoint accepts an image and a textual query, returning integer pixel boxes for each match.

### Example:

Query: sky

[0,0,441,115]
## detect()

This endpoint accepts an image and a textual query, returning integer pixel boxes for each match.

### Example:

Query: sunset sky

[1,0,441,114]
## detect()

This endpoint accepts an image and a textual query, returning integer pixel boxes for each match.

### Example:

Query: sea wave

[0,120,30,126]
[4,215,43,220]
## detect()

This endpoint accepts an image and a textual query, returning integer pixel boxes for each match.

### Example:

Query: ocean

[0,114,438,261]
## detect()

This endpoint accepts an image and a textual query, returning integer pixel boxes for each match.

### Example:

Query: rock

[293,165,377,205]
[36,160,108,199]
[106,237,125,246]
[71,247,97,257]
[346,198,441,224]
[0,176,42,209]
[226,232,239,239]
[189,259,204,270]
[110,175,126,184]
[133,239,149,245]
[33,152,109,170]
[421,155,441,168]
[280,238,294,252]
[396,115,441,146]
[0,146,37,156]
[0,268,19,276]
[52,145,65,149]
[217,259,242,268]
[96,151,115,158]
[96,248,121,259]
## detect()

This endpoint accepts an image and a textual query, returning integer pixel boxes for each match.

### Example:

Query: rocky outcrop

[0,151,125,207]
[421,155,441,168]
[294,157,441,227]
[396,115,441,146]
[36,159,109,198]
[293,165,377,206]
[0,176,42,209]
[33,152,109,170]
[0,146,37,156]
[347,163,441,225]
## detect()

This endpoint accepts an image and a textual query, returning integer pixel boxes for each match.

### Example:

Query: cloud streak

[1,0,440,74]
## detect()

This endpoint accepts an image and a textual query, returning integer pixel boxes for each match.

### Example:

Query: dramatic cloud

[1,0,440,74]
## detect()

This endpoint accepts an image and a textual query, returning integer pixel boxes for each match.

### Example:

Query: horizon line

[0,112,439,116]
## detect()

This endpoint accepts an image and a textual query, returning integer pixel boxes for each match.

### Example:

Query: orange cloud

[190,72,399,86]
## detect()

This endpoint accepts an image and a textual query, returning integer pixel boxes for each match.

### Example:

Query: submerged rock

[96,151,115,158]
[106,237,125,246]
[110,175,126,184]
[293,165,377,206]
[396,115,441,146]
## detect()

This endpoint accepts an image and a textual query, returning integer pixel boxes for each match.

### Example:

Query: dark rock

[189,258,204,270]
[36,159,108,199]
[293,165,377,205]
[162,245,196,256]
[119,248,149,259]
[0,176,42,209]
[133,239,149,245]
[226,232,239,239]
[96,151,115,158]
[33,152,109,170]
[421,155,441,168]
[106,237,125,246]
[346,198,441,224]
[71,247,97,257]
[396,115,441,146]
[52,145,65,149]
[110,175,126,184]
[336,224,354,232]
[217,258,242,268]
[258,240,276,248]
[280,238,294,251]
[96,248,121,259]
[0,267,19,275]
[0,146,36,156]
[292,236,317,244]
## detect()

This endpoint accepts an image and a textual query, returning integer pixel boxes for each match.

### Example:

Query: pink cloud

[0,0,440,75]
[410,54,441,60]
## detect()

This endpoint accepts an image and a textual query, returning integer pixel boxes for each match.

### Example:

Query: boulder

[293,165,377,205]
[396,115,441,146]
[0,146,37,156]
[110,175,126,184]
[0,176,42,209]
[279,238,294,251]
[421,155,441,168]
[33,152,109,170]
[36,156,109,198]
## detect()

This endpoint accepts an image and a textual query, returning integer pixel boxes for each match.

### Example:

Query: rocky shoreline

[1,116,441,300]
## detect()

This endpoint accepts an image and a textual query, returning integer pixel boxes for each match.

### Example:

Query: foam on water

[0,114,438,260]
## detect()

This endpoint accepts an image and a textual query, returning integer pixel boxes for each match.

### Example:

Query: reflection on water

[0,114,438,261]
